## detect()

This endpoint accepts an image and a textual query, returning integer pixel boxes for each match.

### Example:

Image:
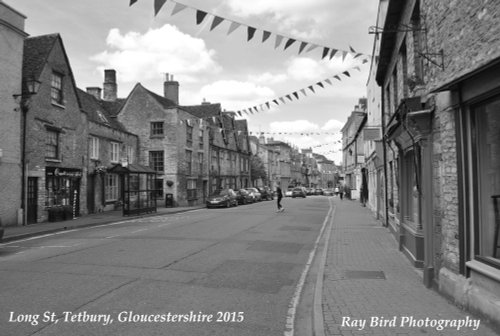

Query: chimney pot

[86,87,102,100]
[163,73,179,104]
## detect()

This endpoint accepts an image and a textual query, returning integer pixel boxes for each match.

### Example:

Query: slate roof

[22,33,59,83]
[180,103,222,119]
[77,88,129,133]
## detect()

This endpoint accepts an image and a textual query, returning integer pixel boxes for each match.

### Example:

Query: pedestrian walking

[339,184,344,200]
[276,184,284,212]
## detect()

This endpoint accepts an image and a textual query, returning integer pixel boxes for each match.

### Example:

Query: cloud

[269,120,319,132]
[322,119,344,131]
[248,72,288,84]
[91,24,221,83]
[198,80,275,110]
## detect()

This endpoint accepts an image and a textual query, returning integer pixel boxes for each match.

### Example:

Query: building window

[51,72,64,105]
[46,130,59,159]
[470,96,500,264]
[105,174,119,201]
[198,153,203,173]
[149,151,164,172]
[89,136,99,160]
[151,122,164,137]
[186,150,192,175]
[186,124,193,147]
[110,142,119,163]
[127,145,134,164]
[187,179,197,200]
[199,129,204,149]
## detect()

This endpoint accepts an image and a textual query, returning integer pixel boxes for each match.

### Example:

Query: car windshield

[293,188,302,191]
[211,189,229,196]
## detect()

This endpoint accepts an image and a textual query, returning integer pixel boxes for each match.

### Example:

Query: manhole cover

[344,270,386,279]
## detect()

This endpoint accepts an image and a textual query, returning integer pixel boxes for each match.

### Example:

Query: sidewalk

[1,206,205,243]
[321,199,499,336]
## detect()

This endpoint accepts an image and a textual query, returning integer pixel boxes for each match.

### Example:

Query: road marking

[284,198,334,336]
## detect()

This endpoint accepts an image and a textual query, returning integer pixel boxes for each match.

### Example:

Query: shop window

[471,96,500,265]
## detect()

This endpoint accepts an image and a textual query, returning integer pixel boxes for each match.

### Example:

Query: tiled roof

[22,34,59,83]
[141,86,177,109]
[77,88,128,133]
[180,103,222,119]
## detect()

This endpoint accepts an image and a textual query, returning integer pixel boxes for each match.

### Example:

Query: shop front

[45,167,82,222]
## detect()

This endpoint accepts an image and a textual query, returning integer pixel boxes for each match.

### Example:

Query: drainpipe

[381,89,389,227]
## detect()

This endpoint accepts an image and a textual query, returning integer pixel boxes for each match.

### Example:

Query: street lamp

[14,76,41,225]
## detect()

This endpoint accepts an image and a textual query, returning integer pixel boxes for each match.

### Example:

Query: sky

[10,0,379,164]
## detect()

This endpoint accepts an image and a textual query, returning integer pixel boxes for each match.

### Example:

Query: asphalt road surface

[0,196,331,336]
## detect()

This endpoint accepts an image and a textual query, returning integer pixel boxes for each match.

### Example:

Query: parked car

[235,189,253,205]
[323,189,334,196]
[245,188,262,202]
[315,188,324,195]
[285,188,294,197]
[306,188,315,195]
[206,189,238,208]
[292,187,307,198]
[0,226,3,242]
[258,186,274,200]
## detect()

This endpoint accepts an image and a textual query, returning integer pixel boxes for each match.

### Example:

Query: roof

[142,85,177,109]
[77,88,130,133]
[180,103,222,119]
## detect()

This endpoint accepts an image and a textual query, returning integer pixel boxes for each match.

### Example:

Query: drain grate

[344,270,386,280]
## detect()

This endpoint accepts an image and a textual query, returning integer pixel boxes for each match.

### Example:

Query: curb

[1,207,204,244]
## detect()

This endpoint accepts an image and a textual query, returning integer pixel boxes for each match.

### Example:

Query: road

[0,196,331,336]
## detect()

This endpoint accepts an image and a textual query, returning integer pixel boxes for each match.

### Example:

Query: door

[27,177,38,224]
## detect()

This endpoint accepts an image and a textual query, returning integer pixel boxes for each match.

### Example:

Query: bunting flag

[131,0,372,60]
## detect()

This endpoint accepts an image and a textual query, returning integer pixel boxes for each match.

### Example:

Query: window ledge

[467,260,500,281]
[150,135,165,139]
[46,158,62,163]
[51,102,66,109]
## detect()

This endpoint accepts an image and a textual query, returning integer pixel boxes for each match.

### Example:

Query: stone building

[266,139,293,189]
[0,1,27,226]
[375,0,500,326]
[22,34,88,223]
[117,77,209,207]
[341,99,367,200]
[77,80,139,213]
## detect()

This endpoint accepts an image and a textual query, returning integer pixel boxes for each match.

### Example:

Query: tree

[250,155,267,184]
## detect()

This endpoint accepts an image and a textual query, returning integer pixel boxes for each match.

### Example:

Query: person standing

[276,184,284,212]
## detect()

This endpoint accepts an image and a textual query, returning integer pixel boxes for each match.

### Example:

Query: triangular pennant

[265,102,270,109]
[286,95,293,102]
[349,45,356,53]
[354,53,363,59]
[343,71,351,77]
[342,50,348,61]
[262,31,271,43]
[196,10,208,25]
[293,92,299,100]
[353,66,361,71]
[317,82,325,88]
[279,97,286,104]
[306,44,319,53]
[284,38,296,50]
[298,42,308,54]
[273,99,279,105]
[237,111,242,116]
[274,35,284,49]
[308,85,315,93]
[300,89,307,96]
[210,16,224,31]
[227,21,241,35]
[363,58,369,64]
[322,47,330,59]
[329,49,338,60]
[171,3,187,16]
[254,106,259,113]
[130,0,138,6]
[325,79,333,85]
[247,26,257,41]
[334,75,341,81]
[154,0,167,16]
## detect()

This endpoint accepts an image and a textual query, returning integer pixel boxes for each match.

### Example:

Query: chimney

[163,73,179,104]
[86,87,102,100]
[103,69,117,101]
[201,98,211,105]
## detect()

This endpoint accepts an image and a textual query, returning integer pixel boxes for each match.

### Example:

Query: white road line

[284,198,334,336]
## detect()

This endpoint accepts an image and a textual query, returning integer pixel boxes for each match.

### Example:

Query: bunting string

[129,0,371,61]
